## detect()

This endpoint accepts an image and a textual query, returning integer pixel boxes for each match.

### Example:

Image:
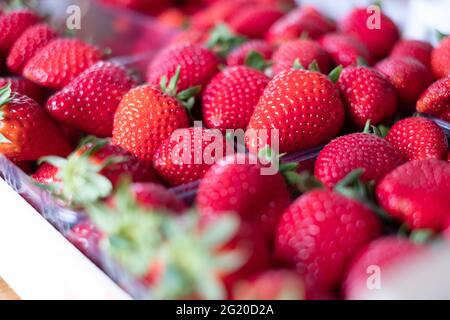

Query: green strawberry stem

[308,60,320,72]
[362,119,387,137]
[292,58,305,70]
[244,50,272,72]
[356,57,368,67]
[328,65,343,83]
[206,24,246,57]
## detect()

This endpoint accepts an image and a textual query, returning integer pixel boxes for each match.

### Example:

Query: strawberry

[275,189,380,294]
[431,36,450,78]
[340,7,399,60]
[337,66,397,128]
[233,269,304,300]
[390,39,433,69]
[265,6,336,45]
[228,5,284,39]
[386,117,448,161]
[343,237,424,300]
[376,159,450,231]
[99,0,173,15]
[448,151,450,162]
[314,133,404,188]
[0,9,40,55]
[0,85,71,161]
[146,44,219,92]
[168,29,208,47]
[190,0,244,31]
[375,56,433,108]
[318,33,372,67]
[67,220,102,257]
[416,76,450,122]
[23,38,103,90]
[32,162,58,185]
[272,39,331,74]
[0,76,46,103]
[202,65,269,132]
[226,40,273,67]
[7,23,57,74]
[246,68,344,153]
[131,182,187,213]
[46,61,136,137]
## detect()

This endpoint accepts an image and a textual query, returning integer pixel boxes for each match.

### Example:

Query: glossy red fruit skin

[275,189,380,293]
[0,76,46,104]
[7,23,57,74]
[343,237,424,300]
[131,182,186,213]
[315,133,405,188]
[376,160,450,231]
[0,10,40,55]
[272,39,331,74]
[246,69,344,153]
[168,29,207,47]
[340,7,399,60]
[386,117,448,161]
[226,40,273,67]
[318,33,372,67]
[46,61,137,137]
[202,66,269,132]
[112,84,190,162]
[197,154,292,241]
[23,38,103,90]
[416,76,450,122]
[32,162,60,185]
[191,0,244,31]
[146,44,219,92]
[390,39,433,69]
[375,56,433,108]
[67,221,102,257]
[337,66,397,128]
[431,36,450,78]
[99,0,173,15]
[0,94,72,161]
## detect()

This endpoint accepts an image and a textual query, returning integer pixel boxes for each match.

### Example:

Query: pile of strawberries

[0,0,449,300]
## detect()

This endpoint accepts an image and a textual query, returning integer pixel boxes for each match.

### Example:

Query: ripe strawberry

[343,237,424,299]
[46,61,136,137]
[23,38,103,90]
[0,86,71,161]
[315,133,405,188]
[32,162,59,185]
[265,6,336,45]
[337,66,397,128]
[190,0,244,31]
[0,76,46,103]
[376,159,450,230]
[386,117,448,161]
[168,29,208,47]
[340,7,399,60]
[146,44,219,92]
[233,269,305,300]
[67,220,102,257]
[431,36,450,78]
[272,39,331,74]
[0,9,40,55]
[318,33,372,67]
[375,56,433,108]
[202,65,269,132]
[390,39,433,69]
[275,189,380,293]
[197,153,292,241]
[226,40,273,67]
[416,76,450,122]
[7,23,57,74]
[246,69,344,153]
[99,0,173,15]
[448,151,450,162]
[131,183,187,213]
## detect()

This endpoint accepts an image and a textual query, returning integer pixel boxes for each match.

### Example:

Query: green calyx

[0,83,13,144]
[244,50,272,72]
[292,58,304,70]
[363,119,389,138]
[206,24,246,57]
[436,30,448,42]
[410,229,435,244]
[292,59,321,72]
[328,65,343,83]
[356,57,368,67]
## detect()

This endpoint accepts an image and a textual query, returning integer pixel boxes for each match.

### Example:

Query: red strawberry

[376,159,450,231]
[340,7,399,60]
[319,33,372,67]
[265,6,336,45]
[67,220,102,257]
[46,61,136,137]
[448,151,450,162]
[146,44,219,92]
[416,76,450,122]
[0,9,40,55]
[246,69,344,153]
[431,36,450,78]
[99,0,173,15]
[233,269,305,300]
[197,153,292,241]
[32,162,58,185]
[0,86,71,161]
[23,38,103,89]
[226,40,273,67]
[315,133,405,188]
[375,56,433,108]
[168,29,208,47]
[190,1,244,31]
[386,117,448,161]
[275,189,380,293]
[131,182,186,213]
[0,76,46,103]
[337,66,397,128]
[202,65,269,132]
[7,23,57,74]
[272,39,331,74]
[390,39,433,69]
[343,237,424,300]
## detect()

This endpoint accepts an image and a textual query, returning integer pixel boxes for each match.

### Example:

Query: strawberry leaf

[206,24,246,57]
[328,65,343,83]
[292,58,304,70]
[0,82,13,107]
[308,60,320,72]
[0,133,11,144]
[244,50,272,72]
